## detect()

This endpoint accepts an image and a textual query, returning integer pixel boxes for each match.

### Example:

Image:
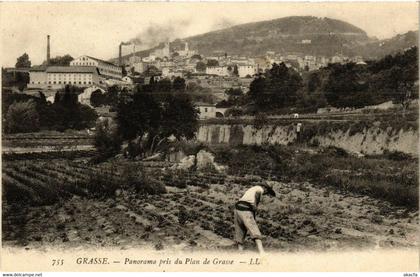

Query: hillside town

[3,34,371,119]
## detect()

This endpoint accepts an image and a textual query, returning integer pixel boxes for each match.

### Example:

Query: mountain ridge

[113,16,418,63]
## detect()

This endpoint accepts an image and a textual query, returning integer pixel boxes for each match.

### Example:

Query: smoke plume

[126,19,192,50]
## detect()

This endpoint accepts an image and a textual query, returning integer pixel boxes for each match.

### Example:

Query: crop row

[2,150,96,161]
[2,161,124,205]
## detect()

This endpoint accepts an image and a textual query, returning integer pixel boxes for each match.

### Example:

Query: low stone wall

[197,123,418,155]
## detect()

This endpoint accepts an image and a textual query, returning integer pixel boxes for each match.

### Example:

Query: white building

[177,42,196,57]
[206,66,229,76]
[142,55,156,63]
[28,66,100,89]
[70,55,122,80]
[132,62,146,73]
[162,67,184,79]
[196,103,228,119]
[122,76,133,84]
[238,64,257,78]
[196,103,217,119]
[152,42,170,59]
[128,55,142,65]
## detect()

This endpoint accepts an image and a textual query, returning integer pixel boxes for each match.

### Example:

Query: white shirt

[239,186,264,209]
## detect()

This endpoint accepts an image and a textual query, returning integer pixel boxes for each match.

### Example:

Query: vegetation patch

[213,144,418,208]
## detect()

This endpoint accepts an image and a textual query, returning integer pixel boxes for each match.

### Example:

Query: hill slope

[114,16,418,63]
[178,16,370,57]
[351,30,419,59]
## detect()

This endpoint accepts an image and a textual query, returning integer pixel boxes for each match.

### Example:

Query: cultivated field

[2,155,418,252]
[2,131,94,154]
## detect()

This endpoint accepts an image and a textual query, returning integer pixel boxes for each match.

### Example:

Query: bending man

[234,182,276,253]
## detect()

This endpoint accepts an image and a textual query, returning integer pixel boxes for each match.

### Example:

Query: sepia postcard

[0,1,419,273]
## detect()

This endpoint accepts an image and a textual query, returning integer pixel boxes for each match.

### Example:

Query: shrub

[177,207,189,224]
[134,176,167,195]
[322,146,349,158]
[253,113,268,130]
[125,140,144,159]
[225,107,244,117]
[119,162,166,194]
[87,170,120,198]
[5,100,40,133]
[93,119,122,162]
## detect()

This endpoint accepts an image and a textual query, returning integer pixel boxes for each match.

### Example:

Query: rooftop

[46,66,98,74]
[194,102,215,107]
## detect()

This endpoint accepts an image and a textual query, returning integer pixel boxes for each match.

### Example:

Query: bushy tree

[5,100,40,133]
[116,91,198,157]
[207,59,219,67]
[173,77,186,91]
[44,55,74,66]
[191,54,202,60]
[221,88,245,107]
[324,63,370,108]
[196,61,206,72]
[159,94,198,140]
[15,53,31,68]
[90,89,105,107]
[156,78,172,92]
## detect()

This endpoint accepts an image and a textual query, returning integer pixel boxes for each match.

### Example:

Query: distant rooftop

[29,65,47,72]
[84,55,120,67]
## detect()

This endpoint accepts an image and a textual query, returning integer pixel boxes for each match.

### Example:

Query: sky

[0,2,418,67]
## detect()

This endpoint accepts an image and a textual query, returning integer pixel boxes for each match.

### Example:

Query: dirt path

[3,178,418,252]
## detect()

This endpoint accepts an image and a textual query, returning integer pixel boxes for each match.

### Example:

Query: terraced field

[2,158,418,252]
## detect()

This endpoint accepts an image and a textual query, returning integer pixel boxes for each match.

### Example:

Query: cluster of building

[271,53,366,71]
[22,35,368,119]
[125,41,367,81]
[28,36,126,90]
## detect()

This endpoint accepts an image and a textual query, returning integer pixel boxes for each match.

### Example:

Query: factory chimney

[47,35,51,66]
[119,41,132,66]
[119,43,123,66]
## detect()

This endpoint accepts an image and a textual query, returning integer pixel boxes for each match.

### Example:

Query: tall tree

[249,63,302,111]
[233,65,239,77]
[106,85,120,107]
[116,92,161,141]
